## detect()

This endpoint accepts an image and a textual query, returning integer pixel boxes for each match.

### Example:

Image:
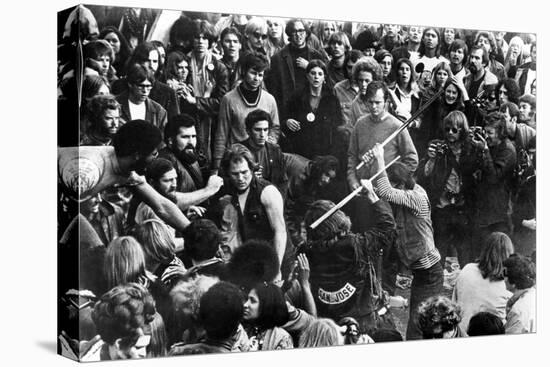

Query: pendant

[306,112,316,122]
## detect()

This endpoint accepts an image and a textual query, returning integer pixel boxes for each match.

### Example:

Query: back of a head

[304,199,351,241]
[417,296,462,338]
[132,219,176,265]
[478,231,514,281]
[503,254,536,290]
[113,120,162,158]
[104,236,147,289]
[387,161,416,190]
[92,283,156,345]
[467,311,505,336]
[199,281,244,340]
[299,318,344,348]
[226,239,280,292]
[183,219,222,262]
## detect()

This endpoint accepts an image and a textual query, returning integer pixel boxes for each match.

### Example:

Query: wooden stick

[356,88,444,170]
[310,156,401,230]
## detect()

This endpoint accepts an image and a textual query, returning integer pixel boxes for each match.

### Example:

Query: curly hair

[170,274,219,321]
[417,296,461,338]
[92,283,156,345]
[182,219,222,262]
[351,57,383,85]
[503,254,536,290]
[87,94,120,130]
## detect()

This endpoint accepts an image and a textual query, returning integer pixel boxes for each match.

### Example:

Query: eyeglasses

[445,127,460,134]
[134,83,153,90]
[290,29,306,35]
[253,31,268,40]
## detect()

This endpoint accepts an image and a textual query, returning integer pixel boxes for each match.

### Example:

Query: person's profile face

[485,126,501,147]
[156,169,178,200]
[243,288,260,321]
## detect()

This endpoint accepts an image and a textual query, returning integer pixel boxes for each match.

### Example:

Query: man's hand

[286,118,301,132]
[186,205,206,219]
[360,178,379,203]
[427,142,438,159]
[206,175,224,194]
[296,57,308,69]
[296,253,311,286]
[469,130,488,150]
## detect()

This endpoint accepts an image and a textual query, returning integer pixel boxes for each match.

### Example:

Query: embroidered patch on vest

[318,283,357,305]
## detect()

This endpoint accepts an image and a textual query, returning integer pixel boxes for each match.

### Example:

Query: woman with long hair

[242,282,293,351]
[99,26,132,77]
[103,236,168,357]
[452,232,514,335]
[283,59,343,160]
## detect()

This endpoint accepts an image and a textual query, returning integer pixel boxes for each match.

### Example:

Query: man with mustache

[160,114,207,193]
[213,52,279,171]
[58,120,196,235]
[213,144,289,281]
[464,45,498,126]
[80,94,123,146]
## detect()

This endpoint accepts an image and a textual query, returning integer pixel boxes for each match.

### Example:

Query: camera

[434,142,449,156]
[469,126,487,140]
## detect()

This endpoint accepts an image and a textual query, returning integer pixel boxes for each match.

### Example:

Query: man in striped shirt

[371,143,443,341]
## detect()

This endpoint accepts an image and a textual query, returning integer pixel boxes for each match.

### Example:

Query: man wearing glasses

[266,18,325,119]
[116,63,167,139]
[243,17,269,58]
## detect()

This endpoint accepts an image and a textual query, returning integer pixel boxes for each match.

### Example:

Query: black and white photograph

[5,0,547,366]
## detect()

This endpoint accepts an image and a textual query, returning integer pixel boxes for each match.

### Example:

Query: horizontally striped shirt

[375,175,440,269]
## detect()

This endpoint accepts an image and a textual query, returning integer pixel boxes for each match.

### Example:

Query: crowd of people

[57,5,537,361]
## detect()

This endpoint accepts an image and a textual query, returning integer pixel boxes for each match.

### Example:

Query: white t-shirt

[129,100,146,120]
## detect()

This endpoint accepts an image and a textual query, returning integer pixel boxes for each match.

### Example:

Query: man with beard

[284,154,341,248]
[213,52,279,170]
[240,109,287,195]
[81,94,123,146]
[160,114,208,193]
[58,120,199,234]
[464,45,498,125]
[213,144,289,280]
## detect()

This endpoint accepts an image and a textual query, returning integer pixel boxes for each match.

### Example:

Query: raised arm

[174,175,224,210]
[133,180,190,232]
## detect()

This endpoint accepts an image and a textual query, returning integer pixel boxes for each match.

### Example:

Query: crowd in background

[57,5,537,361]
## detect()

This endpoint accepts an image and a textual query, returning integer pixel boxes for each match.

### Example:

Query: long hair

[442,110,470,141]
[163,50,189,82]
[104,236,148,289]
[252,282,289,329]
[418,27,442,58]
[478,232,514,281]
[298,318,344,347]
[132,220,177,267]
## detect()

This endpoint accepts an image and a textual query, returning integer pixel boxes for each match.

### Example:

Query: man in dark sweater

[265,18,326,119]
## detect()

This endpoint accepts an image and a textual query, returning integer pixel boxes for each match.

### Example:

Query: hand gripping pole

[309,156,401,230]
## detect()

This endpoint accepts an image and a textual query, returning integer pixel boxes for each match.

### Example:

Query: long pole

[309,156,401,230]
[356,88,444,170]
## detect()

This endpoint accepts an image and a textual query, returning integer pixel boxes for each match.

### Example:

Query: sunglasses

[445,127,460,134]
[253,32,268,40]
[291,29,306,35]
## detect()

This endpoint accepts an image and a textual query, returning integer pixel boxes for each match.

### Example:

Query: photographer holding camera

[469,111,517,262]
[417,110,483,268]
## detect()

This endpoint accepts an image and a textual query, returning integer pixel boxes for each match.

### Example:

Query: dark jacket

[283,88,343,160]
[303,200,396,332]
[241,139,287,194]
[116,92,168,137]
[158,147,206,193]
[266,44,325,118]
[474,138,517,226]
